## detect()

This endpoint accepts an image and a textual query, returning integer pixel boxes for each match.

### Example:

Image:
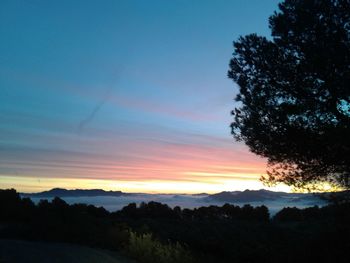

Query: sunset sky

[0,0,290,193]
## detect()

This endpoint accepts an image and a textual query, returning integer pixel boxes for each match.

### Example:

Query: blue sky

[0,0,287,193]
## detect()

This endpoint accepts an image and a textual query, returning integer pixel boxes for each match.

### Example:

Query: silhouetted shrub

[126,231,194,263]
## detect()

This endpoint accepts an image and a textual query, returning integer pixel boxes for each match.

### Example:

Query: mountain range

[206,189,317,202]
[21,188,321,203]
[19,188,334,215]
[21,188,127,198]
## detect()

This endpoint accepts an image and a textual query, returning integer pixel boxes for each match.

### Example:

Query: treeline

[115,201,269,221]
[1,189,350,263]
[274,204,350,222]
[0,189,125,249]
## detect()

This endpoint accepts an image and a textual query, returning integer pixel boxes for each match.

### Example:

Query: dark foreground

[1,189,350,263]
[0,239,133,263]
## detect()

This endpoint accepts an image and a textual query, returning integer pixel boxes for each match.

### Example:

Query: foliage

[126,231,194,263]
[116,202,269,221]
[228,0,350,188]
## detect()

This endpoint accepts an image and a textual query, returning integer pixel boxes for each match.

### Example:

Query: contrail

[77,86,113,134]
[77,70,121,134]
[77,50,131,134]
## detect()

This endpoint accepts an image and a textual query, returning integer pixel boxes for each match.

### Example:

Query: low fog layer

[27,193,328,216]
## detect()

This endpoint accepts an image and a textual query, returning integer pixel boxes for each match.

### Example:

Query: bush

[126,231,194,263]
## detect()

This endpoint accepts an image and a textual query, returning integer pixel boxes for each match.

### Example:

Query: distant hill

[319,190,350,203]
[21,188,326,206]
[21,188,127,198]
[191,193,209,197]
[206,189,314,202]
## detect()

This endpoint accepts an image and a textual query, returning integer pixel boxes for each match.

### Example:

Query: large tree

[228,0,350,189]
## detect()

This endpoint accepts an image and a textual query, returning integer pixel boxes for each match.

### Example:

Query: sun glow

[0,174,291,194]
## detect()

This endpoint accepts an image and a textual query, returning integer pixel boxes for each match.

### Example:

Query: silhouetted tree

[228,0,350,189]
[119,203,138,218]
[274,207,303,222]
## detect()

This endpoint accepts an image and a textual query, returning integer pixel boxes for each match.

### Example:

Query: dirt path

[0,239,135,263]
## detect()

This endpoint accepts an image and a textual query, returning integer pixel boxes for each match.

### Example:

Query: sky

[0,0,289,194]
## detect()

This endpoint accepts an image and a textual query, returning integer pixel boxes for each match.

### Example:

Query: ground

[0,239,135,263]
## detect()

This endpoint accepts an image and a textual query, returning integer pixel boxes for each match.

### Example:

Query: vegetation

[1,189,350,262]
[126,231,193,263]
[228,0,350,189]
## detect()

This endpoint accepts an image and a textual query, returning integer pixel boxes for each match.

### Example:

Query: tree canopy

[228,0,350,189]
